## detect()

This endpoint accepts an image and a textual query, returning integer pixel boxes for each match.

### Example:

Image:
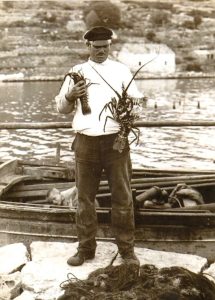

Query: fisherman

[55,26,144,267]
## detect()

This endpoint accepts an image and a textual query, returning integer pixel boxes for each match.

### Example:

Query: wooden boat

[0,158,215,260]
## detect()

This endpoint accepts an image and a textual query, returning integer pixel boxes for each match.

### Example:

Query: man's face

[88,40,111,63]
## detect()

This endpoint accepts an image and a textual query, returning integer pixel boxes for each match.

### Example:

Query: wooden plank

[9,182,75,192]
[3,180,215,205]
[0,159,39,197]
[4,188,107,201]
[19,158,74,168]
[0,159,18,177]
[172,203,215,213]
[22,166,74,180]
[130,178,215,190]
[4,190,48,199]
[135,210,215,226]
[0,200,214,226]
[98,175,215,186]
[7,179,215,193]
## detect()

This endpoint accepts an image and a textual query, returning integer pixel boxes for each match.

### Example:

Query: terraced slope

[0,0,215,78]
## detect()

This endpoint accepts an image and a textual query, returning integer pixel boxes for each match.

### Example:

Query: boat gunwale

[0,200,214,215]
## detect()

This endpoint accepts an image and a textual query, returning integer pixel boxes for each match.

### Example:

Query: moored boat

[0,158,215,260]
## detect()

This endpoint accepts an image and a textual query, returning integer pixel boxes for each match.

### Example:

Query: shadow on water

[0,78,214,169]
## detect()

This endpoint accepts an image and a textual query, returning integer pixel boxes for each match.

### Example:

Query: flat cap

[83,26,113,41]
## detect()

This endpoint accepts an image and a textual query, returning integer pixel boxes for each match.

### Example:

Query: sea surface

[0,77,214,170]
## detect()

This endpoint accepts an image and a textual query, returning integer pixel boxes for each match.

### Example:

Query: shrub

[43,12,57,23]
[175,57,183,64]
[83,1,121,29]
[182,14,202,30]
[193,15,202,28]
[120,20,134,29]
[2,1,13,10]
[10,20,26,27]
[127,1,173,10]
[146,31,156,41]
[184,56,195,61]
[36,11,57,23]
[0,40,10,51]
[188,9,204,17]
[150,11,170,26]
[182,20,195,29]
[185,63,202,72]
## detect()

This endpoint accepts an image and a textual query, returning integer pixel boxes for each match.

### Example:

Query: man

[55,26,143,266]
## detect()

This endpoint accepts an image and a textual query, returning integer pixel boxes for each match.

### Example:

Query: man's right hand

[65,80,87,102]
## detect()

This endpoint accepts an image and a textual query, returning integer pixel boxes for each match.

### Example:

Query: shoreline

[1,72,215,82]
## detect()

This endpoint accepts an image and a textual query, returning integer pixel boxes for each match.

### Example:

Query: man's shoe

[121,250,140,266]
[67,251,95,266]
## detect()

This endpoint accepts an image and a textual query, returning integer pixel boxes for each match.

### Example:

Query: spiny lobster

[64,71,92,115]
[91,56,157,153]
[99,84,140,153]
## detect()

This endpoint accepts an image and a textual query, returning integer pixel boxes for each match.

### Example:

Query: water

[0,78,214,170]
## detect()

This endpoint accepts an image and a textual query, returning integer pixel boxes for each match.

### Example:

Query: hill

[0,0,215,78]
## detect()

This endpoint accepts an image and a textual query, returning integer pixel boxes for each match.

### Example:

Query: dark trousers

[73,132,135,255]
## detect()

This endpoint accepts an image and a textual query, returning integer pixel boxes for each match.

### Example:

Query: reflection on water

[0,78,214,170]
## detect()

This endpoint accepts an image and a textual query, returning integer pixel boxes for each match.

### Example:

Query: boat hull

[1,203,215,260]
[0,159,215,259]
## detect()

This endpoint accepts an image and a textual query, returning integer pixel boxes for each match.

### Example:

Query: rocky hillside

[0,0,215,78]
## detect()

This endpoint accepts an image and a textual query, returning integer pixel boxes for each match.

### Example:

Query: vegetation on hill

[0,0,215,77]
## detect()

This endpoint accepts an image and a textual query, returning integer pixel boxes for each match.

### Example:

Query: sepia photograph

[0,0,215,299]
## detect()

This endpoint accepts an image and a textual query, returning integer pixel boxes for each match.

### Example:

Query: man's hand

[65,80,87,102]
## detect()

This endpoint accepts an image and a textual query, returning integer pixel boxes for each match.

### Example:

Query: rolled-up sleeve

[55,74,75,114]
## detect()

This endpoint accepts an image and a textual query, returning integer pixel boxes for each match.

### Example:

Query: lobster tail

[81,97,91,115]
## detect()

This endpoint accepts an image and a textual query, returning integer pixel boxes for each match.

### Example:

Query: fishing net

[58,264,215,300]
[58,263,139,300]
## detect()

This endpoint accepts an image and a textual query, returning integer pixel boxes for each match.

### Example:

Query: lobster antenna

[124,50,160,94]
[90,64,121,98]
[90,47,159,96]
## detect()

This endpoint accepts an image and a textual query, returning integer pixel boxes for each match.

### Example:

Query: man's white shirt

[55,58,143,136]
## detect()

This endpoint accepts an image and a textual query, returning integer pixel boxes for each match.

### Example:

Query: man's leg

[68,134,102,266]
[75,159,102,254]
[105,152,135,253]
[101,135,138,264]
